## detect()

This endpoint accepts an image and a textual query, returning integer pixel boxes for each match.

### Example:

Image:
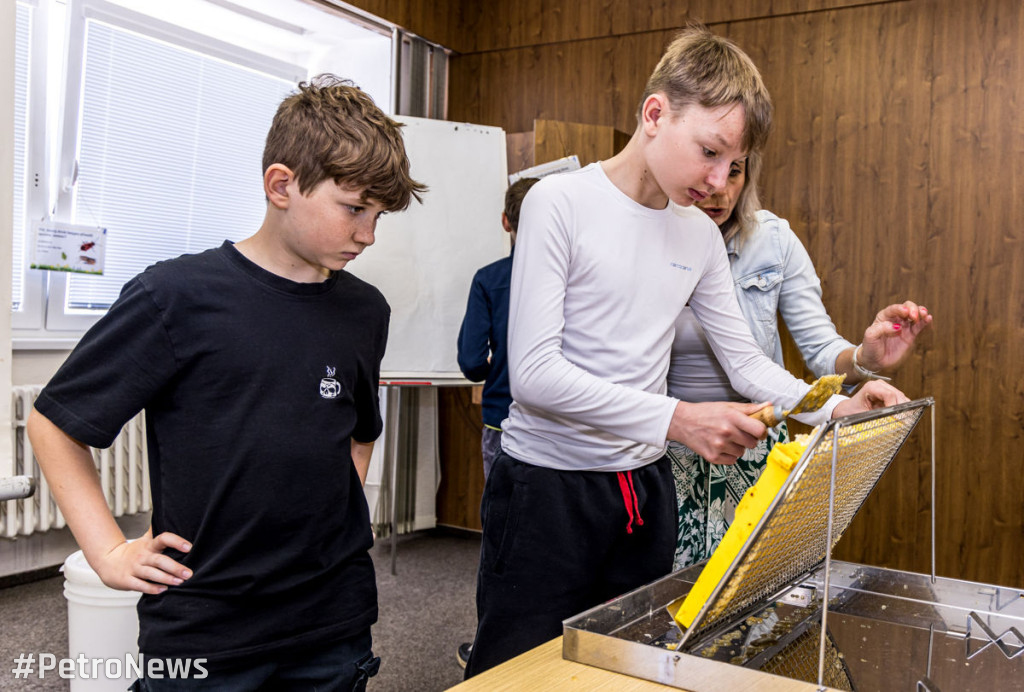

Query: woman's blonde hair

[721,149,763,249]
[263,74,426,211]
[639,23,773,154]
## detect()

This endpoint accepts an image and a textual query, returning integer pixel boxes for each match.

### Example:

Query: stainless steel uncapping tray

[561,398,1024,689]
[563,560,1024,690]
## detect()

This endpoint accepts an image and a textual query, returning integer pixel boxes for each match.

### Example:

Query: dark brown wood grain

[436,386,485,531]
[534,119,631,167]
[449,35,671,134]
[344,0,874,54]
[726,4,941,580]
[332,0,474,52]
[506,131,535,175]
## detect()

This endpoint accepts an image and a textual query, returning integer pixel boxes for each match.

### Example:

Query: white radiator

[3,385,151,538]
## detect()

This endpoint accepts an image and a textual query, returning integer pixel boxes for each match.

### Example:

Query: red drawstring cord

[628,471,645,530]
[616,472,634,533]
[616,470,644,534]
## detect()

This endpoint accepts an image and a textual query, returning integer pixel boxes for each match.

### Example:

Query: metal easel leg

[386,385,402,576]
[930,403,936,584]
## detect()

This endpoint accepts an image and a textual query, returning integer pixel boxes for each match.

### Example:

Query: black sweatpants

[464,449,676,678]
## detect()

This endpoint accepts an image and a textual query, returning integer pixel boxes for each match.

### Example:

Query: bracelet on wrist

[852,345,891,382]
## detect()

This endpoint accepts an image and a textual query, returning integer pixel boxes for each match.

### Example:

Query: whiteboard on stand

[345,116,509,385]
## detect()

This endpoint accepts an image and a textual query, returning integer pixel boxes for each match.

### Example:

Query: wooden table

[448,638,683,691]
[448,637,825,691]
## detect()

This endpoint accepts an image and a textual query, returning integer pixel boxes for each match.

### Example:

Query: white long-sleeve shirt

[501,163,840,472]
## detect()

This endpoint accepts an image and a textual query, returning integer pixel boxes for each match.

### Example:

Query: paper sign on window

[31,221,106,275]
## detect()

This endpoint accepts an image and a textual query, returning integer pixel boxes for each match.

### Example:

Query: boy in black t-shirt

[28,75,425,690]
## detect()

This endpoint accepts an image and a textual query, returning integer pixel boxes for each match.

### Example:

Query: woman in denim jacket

[667,150,932,570]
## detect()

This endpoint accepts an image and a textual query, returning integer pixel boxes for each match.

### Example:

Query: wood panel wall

[351,0,1024,588]
[347,0,871,55]
[534,120,631,169]
[331,0,468,51]
[723,0,1024,587]
[436,386,486,530]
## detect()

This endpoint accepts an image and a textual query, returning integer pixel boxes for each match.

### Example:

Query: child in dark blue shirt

[456,177,539,479]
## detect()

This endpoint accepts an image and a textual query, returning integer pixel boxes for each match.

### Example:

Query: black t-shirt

[36,242,389,664]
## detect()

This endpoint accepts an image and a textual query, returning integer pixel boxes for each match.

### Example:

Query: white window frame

[41,0,306,334]
[12,0,51,333]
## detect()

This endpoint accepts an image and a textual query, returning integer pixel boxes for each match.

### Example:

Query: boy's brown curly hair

[263,75,426,211]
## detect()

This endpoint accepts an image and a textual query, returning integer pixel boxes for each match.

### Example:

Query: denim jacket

[728,210,854,376]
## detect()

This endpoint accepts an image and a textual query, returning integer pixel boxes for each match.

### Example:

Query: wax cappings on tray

[671,399,930,650]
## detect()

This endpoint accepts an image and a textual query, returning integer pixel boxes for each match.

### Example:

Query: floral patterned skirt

[668,423,789,571]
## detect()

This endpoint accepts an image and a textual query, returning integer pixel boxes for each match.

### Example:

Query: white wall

[13,349,69,386]
[1,2,17,477]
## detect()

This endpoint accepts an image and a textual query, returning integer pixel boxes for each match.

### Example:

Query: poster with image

[31,221,106,275]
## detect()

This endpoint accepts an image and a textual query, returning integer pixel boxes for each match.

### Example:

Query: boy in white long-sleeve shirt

[464,24,908,677]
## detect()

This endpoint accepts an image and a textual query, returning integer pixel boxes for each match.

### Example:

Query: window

[12,3,31,314]
[13,0,401,343]
[55,17,297,323]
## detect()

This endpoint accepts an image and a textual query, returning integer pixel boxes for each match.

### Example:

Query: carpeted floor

[0,530,481,691]
[371,530,480,691]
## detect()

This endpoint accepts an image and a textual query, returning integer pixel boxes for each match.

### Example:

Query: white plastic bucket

[63,549,141,691]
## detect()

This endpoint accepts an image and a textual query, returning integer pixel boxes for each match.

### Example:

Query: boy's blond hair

[638,24,773,154]
[263,74,426,211]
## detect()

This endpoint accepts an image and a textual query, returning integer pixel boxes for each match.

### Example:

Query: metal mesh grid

[758,624,854,691]
[682,401,929,645]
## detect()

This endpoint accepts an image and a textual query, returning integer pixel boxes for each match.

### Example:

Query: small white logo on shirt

[670,262,693,271]
[320,366,341,399]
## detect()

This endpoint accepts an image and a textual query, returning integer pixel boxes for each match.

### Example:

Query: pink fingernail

[893,324,901,331]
